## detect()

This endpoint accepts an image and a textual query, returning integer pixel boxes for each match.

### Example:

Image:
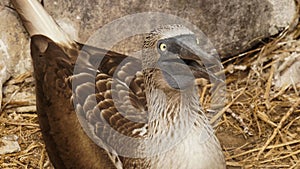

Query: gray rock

[274,52,300,88]
[0,135,21,155]
[0,4,32,109]
[42,0,297,57]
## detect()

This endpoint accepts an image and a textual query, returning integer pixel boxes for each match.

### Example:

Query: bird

[11,0,226,168]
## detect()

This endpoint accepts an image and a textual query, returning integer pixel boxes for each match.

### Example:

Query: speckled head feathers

[142,24,196,69]
[143,24,194,49]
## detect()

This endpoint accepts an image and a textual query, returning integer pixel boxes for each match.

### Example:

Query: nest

[216,24,300,168]
[0,19,300,169]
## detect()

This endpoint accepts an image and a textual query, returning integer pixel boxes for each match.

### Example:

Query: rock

[42,0,297,57]
[0,135,21,155]
[274,52,300,88]
[0,4,32,109]
[0,6,32,76]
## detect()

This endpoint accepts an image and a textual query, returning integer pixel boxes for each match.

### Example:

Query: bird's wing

[30,34,148,168]
[72,41,149,142]
[12,0,147,167]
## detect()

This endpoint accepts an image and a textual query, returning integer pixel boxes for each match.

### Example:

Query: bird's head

[142,24,215,91]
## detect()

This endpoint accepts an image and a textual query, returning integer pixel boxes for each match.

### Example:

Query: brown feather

[13,0,225,168]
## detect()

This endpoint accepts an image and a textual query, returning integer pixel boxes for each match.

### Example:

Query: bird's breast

[147,125,225,169]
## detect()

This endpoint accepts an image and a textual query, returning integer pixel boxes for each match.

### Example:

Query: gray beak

[176,35,219,68]
[157,35,220,89]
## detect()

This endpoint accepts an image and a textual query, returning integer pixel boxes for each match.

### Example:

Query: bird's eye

[196,38,200,45]
[159,43,167,51]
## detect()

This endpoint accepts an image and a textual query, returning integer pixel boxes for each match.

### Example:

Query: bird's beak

[157,35,220,89]
[176,35,218,70]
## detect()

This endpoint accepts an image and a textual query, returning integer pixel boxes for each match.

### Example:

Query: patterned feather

[12,0,226,168]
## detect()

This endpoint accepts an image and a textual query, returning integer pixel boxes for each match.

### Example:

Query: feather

[11,0,73,47]
[12,0,226,168]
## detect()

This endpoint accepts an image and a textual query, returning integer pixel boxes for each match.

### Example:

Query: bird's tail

[11,0,73,46]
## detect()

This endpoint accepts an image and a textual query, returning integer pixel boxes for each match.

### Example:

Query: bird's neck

[141,85,214,158]
[145,86,205,137]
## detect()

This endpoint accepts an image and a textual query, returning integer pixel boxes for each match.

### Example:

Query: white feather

[11,0,73,47]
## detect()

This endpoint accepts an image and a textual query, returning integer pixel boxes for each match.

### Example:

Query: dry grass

[0,73,53,169]
[215,25,300,168]
[0,13,300,169]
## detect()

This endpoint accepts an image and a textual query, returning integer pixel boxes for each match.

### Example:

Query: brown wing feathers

[12,0,221,168]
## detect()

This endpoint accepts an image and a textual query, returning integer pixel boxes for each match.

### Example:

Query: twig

[0,83,25,113]
[0,119,39,127]
[264,65,275,109]
[39,145,46,169]
[256,99,300,159]
[222,48,262,65]
[210,88,246,124]
[259,149,300,164]
[228,108,253,136]
[272,84,290,100]
[227,139,300,159]
[279,133,298,161]
[288,160,300,169]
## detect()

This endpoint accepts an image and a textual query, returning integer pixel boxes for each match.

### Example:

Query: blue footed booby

[11,0,226,168]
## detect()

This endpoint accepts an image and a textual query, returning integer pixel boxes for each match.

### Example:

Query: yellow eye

[196,38,200,45]
[159,43,167,51]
